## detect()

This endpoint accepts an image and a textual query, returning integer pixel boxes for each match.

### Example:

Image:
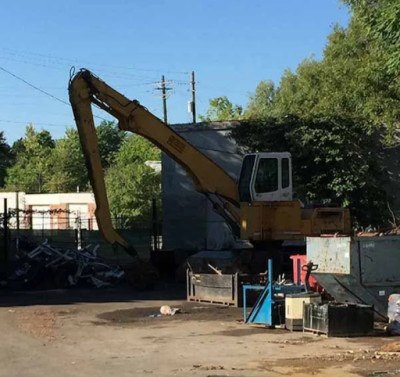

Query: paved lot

[1,286,400,377]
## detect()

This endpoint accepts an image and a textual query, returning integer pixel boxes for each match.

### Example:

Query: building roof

[170,121,241,133]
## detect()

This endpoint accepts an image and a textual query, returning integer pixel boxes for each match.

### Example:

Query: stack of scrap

[5,238,125,290]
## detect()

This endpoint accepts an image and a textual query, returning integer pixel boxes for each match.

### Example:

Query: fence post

[16,191,20,232]
[41,212,45,240]
[3,198,8,265]
[75,214,83,250]
[152,198,158,252]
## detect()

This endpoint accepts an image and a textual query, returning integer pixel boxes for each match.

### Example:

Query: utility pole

[161,75,168,124]
[3,198,8,264]
[155,76,172,123]
[191,71,196,123]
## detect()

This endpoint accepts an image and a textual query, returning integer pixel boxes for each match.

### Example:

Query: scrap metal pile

[5,237,125,290]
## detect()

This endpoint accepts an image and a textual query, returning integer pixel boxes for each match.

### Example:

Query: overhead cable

[0,66,110,122]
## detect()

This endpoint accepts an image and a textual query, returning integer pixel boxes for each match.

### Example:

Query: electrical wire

[0,66,70,106]
[0,54,167,86]
[0,65,192,128]
[0,56,69,71]
[0,66,110,122]
[0,50,196,129]
[0,119,69,128]
[0,47,189,75]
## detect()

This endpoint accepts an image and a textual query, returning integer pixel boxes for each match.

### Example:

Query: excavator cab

[239,152,292,203]
[238,152,350,243]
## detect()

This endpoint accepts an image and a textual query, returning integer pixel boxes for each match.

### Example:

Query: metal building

[162,121,242,251]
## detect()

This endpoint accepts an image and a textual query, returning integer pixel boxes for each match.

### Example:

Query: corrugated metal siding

[161,123,243,251]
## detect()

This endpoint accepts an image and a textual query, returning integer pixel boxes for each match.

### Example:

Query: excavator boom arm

[69,69,240,252]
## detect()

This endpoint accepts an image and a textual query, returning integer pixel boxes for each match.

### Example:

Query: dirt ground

[1,285,400,377]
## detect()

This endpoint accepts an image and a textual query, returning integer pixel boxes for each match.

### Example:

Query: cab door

[238,152,292,202]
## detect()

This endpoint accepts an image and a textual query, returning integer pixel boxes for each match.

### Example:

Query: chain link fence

[0,207,162,266]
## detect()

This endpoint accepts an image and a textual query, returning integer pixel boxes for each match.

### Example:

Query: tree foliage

[4,121,126,194]
[1,122,161,222]
[227,3,400,226]
[199,96,244,121]
[344,0,400,74]
[269,19,400,140]
[231,116,388,227]
[46,128,88,192]
[245,80,276,119]
[113,134,160,165]
[5,125,55,193]
[105,135,161,223]
[0,132,11,188]
[96,121,126,167]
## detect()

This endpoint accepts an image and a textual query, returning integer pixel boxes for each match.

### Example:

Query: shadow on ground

[0,281,186,307]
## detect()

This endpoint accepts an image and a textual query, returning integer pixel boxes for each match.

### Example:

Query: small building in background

[161,121,243,252]
[0,192,97,230]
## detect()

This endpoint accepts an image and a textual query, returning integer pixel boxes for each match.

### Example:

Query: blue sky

[0,0,349,143]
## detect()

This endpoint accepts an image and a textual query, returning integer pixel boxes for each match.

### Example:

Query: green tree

[200,1,400,226]
[245,80,276,119]
[46,128,88,192]
[46,121,124,193]
[6,124,55,193]
[0,132,11,188]
[105,135,161,223]
[271,58,325,118]
[266,14,400,141]
[199,96,243,121]
[96,121,126,167]
[113,134,161,165]
[231,116,389,227]
[10,138,25,160]
[344,0,400,74]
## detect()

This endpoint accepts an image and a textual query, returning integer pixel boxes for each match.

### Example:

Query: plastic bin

[285,292,321,331]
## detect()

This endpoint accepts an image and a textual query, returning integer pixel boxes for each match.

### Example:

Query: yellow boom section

[69,69,240,251]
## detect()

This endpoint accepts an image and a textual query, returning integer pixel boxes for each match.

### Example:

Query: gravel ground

[1,286,400,377]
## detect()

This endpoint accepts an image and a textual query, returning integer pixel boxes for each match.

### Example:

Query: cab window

[282,158,290,189]
[238,155,255,202]
[254,158,278,193]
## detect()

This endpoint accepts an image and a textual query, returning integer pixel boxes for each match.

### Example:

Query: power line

[0,55,178,98]
[0,52,192,97]
[0,54,166,84]
[0,119,69,128]
[0,66,69,106]
[0,56,69,71]
[0,47,189,75]
[0,65,110,122]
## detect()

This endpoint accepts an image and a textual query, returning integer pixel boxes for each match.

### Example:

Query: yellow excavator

[68,69,350,280]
